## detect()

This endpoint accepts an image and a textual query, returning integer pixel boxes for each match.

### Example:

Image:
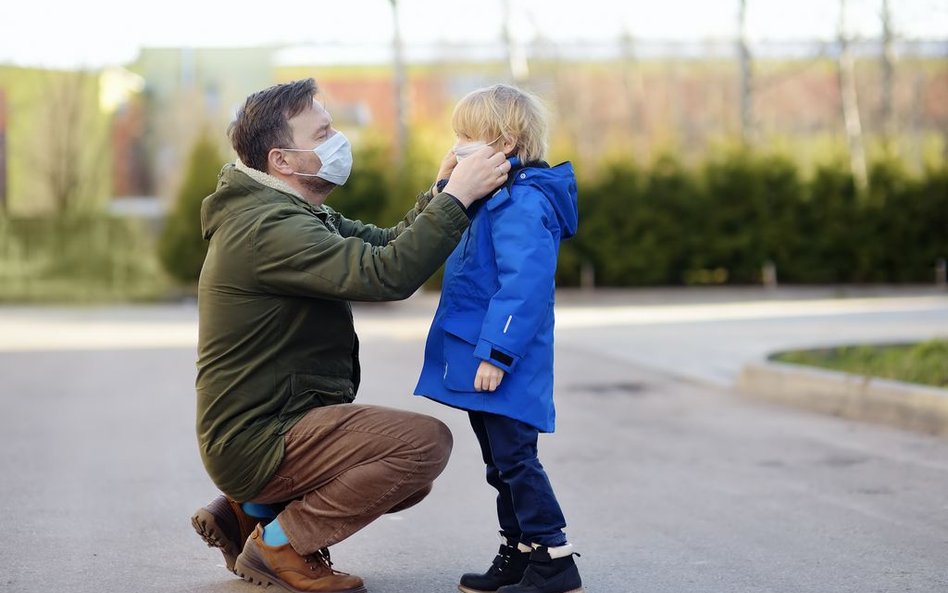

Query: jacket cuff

[416,189,434,210]
[434,192,473,228]
[474,339,520,373]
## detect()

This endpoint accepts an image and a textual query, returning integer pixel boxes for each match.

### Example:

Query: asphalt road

[1,288,947,593]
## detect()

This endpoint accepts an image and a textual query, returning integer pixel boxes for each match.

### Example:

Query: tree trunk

[738,0,754,145]
[389,0,409,170]
[838,0,868,194]
[501,0,529,83]
[0,89,7,216]
[880,0,895,149]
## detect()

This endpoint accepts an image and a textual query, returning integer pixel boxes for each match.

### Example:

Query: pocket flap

[441,316,481,345]
[285,372,354,413]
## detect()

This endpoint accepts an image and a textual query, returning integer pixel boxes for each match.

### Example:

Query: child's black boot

[496,543,583,593]
[459,534,532,593]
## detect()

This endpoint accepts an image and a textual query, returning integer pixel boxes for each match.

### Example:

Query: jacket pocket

[280,372,355,422]
[442,323,481,393]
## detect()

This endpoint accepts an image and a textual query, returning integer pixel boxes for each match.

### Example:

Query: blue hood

[511,159,579,239]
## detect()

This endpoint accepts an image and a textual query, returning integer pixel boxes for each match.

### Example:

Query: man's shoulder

[220,166,312,214]
[248,197,337,256]
[216,184,313,231]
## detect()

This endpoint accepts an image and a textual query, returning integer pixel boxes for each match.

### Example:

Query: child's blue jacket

[414,159,578,432]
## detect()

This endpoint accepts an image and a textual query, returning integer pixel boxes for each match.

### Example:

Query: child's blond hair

[452,84,549,163]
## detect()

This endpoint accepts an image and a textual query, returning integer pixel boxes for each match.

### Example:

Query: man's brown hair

[228,78,318,172]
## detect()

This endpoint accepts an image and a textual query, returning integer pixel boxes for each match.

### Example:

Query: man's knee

[415,415,453,478]
[386,483,433,513]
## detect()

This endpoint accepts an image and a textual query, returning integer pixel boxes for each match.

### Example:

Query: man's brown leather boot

[191,495,260,573]
[235,524,366,593]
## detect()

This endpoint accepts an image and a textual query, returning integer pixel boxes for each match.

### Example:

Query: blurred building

[126,48,276,204]
[0,38,945,217]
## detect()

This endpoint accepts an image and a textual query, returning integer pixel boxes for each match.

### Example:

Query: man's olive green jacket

[196,162,469,501]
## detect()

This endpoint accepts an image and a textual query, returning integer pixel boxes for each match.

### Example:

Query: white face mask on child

[453,136,501,163]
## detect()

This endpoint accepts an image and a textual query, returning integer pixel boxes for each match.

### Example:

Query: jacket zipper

[461,228,473,258]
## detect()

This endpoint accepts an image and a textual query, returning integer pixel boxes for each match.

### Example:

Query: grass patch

[772,340,948,388]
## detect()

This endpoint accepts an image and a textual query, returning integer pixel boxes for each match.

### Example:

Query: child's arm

[475,195,559,374]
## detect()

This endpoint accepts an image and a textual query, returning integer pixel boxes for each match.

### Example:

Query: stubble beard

[299,175,337,197]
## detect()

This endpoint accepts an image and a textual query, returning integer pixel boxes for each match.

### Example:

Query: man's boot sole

[191,507,242,574]
[235,547,368,593]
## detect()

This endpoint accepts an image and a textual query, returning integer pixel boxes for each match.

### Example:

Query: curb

[736,360,948,438]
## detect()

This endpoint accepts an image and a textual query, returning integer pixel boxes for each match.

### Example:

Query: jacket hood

[201,161,313,240]
[512,158,579,239]
[201,167,238,240]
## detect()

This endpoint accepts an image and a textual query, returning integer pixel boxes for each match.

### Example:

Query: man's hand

[443,146,510,208]
[474,360,505,392]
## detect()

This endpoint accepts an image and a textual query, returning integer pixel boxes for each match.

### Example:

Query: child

[415,84,582,593]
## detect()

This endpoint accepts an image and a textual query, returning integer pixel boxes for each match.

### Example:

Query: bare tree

[738,0,754,144]
[0,89,7,216]
[620,29,647,159]
[837,0,868,194]
[35,70,110,215]
[880,0,896,148]
[389,0,409,168]
[502,0,529,83]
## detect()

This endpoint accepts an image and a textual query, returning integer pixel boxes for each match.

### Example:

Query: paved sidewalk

[3,287,947,387]
[1,287,947,593]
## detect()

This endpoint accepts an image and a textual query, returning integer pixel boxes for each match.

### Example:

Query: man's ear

[267,148,296,176]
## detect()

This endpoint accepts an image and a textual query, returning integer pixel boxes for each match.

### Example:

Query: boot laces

[304,547,351,576]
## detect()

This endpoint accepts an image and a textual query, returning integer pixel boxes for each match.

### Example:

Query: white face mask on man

[283,131,353,185]
[453,136,502,163]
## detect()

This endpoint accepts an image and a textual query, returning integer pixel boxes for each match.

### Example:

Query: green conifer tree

[158,133,223,284]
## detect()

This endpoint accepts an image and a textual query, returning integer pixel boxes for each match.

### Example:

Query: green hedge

[159,133,224,284]
[559,152,948,286]
[329,148,948,287]
[148,145,948,291]
[0,215,168,302]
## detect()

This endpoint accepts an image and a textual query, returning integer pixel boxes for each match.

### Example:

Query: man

[190,78,510,593]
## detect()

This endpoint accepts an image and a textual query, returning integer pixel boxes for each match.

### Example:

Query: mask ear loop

[281,131,343,177]
[280,147,321,177]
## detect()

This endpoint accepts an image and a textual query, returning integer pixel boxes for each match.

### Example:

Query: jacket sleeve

[331,189,436,247]
[473,193,559,372]
[252,193,467,302]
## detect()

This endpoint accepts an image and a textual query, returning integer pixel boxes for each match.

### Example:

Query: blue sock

[262,518,289,547]
[240,502,276,520]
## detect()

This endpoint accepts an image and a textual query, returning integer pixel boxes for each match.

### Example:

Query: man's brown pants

[249,404,453,555]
